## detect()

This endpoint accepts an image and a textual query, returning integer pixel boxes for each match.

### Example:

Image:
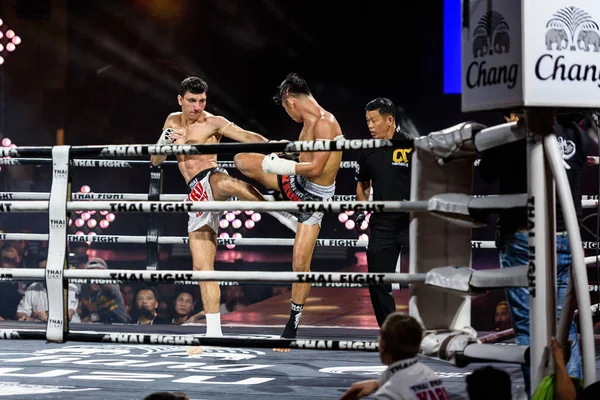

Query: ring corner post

[146,163,163,270]
[525,109,555,392]
[543,132,597,388]
[46,145,71,343]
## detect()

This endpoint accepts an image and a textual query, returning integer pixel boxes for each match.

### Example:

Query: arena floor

[0,322,529,400]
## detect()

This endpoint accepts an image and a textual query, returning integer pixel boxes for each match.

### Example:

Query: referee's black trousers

[366,227,409,328]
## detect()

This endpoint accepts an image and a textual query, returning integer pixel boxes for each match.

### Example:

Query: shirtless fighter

[234,73,343,350]
[150,77,269,337]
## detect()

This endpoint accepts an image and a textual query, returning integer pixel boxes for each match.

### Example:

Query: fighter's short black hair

[179,77,208,98]
[273,73,311,105]
[365,97,396,121]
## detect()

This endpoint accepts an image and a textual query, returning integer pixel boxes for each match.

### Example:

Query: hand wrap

[262,153,297,176]
[159,128,176,145]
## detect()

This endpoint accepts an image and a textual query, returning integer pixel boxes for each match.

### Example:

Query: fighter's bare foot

[273,337,292,352]
[273,345,292,352]
[186,346,204,355]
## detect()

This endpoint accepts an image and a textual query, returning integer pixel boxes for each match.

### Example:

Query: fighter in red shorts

[234,73,344,350]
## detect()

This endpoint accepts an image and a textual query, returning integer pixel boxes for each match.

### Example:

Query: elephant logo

[577,30,600,52]
[546,6,599,52]
[472,10,510,58]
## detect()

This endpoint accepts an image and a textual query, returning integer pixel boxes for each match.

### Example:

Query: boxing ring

[0,120,598,398]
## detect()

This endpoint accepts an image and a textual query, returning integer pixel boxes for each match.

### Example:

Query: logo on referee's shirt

[392,148,411,167]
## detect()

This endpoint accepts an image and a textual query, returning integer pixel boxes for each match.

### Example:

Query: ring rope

[0,192,358,202]
[2,268,426,284]
[0,158,360,170]
[1,198,598,213]
[0,138,412,158]
[0,200,429,213]
[2,232,600,250]
[1,193,598,209]
[0,328,380,352]
[1,156,599,167]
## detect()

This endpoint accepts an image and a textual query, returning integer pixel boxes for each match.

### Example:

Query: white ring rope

[1,156,598,167]
[0,268,426,284]
[1,193,598,209]
[3,233,600,252]
[0,200,429,213]
[0,192,357,202]
[0,158,359,170]
[0,138,410,159]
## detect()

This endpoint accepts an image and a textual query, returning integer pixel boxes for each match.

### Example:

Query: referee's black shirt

[355,128,413,231]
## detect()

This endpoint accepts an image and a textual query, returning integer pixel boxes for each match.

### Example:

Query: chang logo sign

[466,10,518,89]
[535,6,600,85]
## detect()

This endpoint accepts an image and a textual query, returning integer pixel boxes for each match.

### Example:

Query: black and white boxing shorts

[277,174,335,227]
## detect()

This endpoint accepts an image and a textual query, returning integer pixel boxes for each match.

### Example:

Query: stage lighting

[0,22,21,65]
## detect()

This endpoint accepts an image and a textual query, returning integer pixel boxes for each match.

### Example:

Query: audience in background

[220,286,248,315]
[133,286,169,325]
[1,243,22,271]
[78,258,131,324]
[15,253,81,322]
[120,284,135,314]
[494,301,512,332]
[0,244,25,320]
[171,289,197,325]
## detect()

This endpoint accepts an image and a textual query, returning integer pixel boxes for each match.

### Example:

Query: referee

[355,97,413,328]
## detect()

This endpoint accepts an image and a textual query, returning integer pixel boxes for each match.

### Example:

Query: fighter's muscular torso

[299,112,343,186]
[164,111,223,183]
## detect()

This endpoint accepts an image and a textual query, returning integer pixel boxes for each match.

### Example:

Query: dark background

[1,0,599,330]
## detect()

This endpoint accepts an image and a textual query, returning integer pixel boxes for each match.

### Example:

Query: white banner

[523,0,600,107]
[462,0,523,111]
[47,146,70,343]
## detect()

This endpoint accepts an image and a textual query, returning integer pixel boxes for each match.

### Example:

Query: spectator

[120,284,135,314]
[479,111,588,396]
[220,286,247,315]
[494,301,512,331]
[466,366,512,400]
[0,244,24,320]
[15,254,80,322]
[531,337,583,400]
[7,237,31,268]
[68,243,89,269]
[158,300,170,320]
[133,286,169,325]
[171,290,197,325]
[1,243,22,270]
[340,313,449,399]
[78,258,131,324]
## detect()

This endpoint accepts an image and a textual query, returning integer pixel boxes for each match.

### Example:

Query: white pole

[544,134,596,387]
[527,124,553,390]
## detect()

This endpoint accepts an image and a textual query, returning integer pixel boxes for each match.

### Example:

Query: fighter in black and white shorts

[277,173,335,227]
